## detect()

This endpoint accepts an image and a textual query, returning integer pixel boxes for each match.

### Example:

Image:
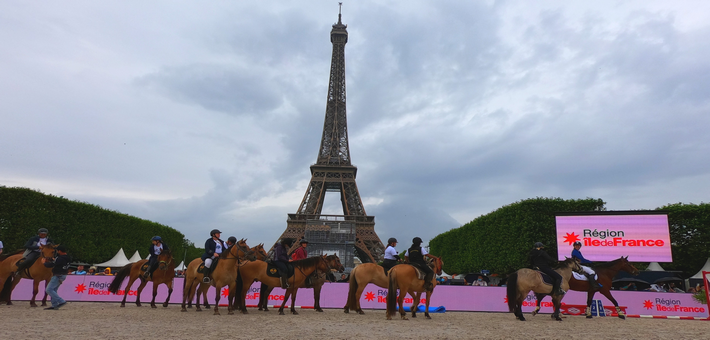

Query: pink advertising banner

[556,213,672,262]
[9,276,707,318]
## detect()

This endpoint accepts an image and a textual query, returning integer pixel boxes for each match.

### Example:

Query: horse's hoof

[386,316,392,320]
[228,311,234,315]
[213,312,220,316]
[292,311,299,315]
[412,314,417,318]
[241,310,249,314]
[357,310,365,315]
[586,315,593,319]
[401,316,409,320]
[163,303,169,308]
[425,315,431,319]
[120,305,125,308]
[316,309,324,313]
[518,317,526,321]
[531,311,537,316]
[279,311,285,315]
[181,308,187,312]
[196,308,202,312]
[344,308,349,313]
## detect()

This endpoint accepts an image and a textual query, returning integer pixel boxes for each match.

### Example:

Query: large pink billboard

[556,212,672,262]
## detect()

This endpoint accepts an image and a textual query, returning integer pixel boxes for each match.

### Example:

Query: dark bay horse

[236,255,343,315]
[385,256,443,320]
[532,256,639,319]
[257,261,342,313]
[107,249,175,308]
[0,245,57,307]
[507,258,583,321]
[344,262,413,315]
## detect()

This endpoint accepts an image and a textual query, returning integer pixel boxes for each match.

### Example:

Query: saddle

[265,261,294,278]
[534,270,555,286]
[410,265,427,280]
[140,263,150,272]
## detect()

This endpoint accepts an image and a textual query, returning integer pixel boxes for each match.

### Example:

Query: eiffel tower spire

[272,6,384,266]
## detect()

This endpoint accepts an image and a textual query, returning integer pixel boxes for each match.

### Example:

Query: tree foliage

[658,202,710,276]
[0,186,203,264]
[429,197,606,275]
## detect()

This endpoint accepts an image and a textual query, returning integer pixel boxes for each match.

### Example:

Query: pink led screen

[556,213,672,262]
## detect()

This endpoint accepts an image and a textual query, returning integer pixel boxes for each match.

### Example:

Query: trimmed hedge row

[0,186,203,264]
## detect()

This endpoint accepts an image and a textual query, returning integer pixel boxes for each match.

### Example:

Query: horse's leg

[516,290,526,321]
[135,279,148,307]
[195,283,204,312]
[600,289,625,319]
[202,282,210,309]
[163,280,173,308]
[398,287,408,320]
[411,291,420,318]
[552,295,563,321]
[424,289,432,319]
[121,277,134,307]
[260,286,274,312]
[354,281,367,314]
[41,278,50,306]
[150,280,158,308]
[278,287,292,315]
[314,284,323,312]
[213,284,222,315]
[585,291,595,319]
[7,275,23,305]
[240,280,250,314]
[227,285,235,315]
[30,279,40,307]
[181,278,192,312]
[532,293,545,316]
[290,288,299,315]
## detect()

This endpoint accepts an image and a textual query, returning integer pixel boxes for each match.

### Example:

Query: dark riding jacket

[201,238,224,261]
[528,248,556,269]
[24,236,54,251]
[44,254,72,276]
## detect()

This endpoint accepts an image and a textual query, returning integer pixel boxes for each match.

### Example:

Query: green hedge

[0,186,203,264]
[659,202,710,275]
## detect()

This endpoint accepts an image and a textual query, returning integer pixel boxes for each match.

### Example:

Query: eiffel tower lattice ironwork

[273,7,384,266]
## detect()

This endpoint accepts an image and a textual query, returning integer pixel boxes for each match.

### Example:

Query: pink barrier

[8,276,708,318]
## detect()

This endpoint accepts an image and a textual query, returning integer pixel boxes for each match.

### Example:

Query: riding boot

[280,276,289,289]
[553,281,566,296]
[202,266,212,283]
[424,273,434,291]
[586,273,601,291]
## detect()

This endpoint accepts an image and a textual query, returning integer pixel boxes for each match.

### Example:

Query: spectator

[437,276,449,285]
[669,282,684,293]
[74,265,87,275]
[87,266,97,275]
[337,274,349,282]
[175,270,184,278]
[648,284,665,292]
[472,275,488,286]
[0,240,4,255]
[620,282,636,291]
[687,287,696,293]
[291,239,309,261]
[42,245,71,310]
[99,268,113,276]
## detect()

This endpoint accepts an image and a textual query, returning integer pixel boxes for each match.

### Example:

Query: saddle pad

[140,263,149,272]
[266,262,294,278]
[413,266,426,280]
[535,271,554,286]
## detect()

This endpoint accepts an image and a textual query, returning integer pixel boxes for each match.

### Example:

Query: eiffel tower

[273,6,384,267]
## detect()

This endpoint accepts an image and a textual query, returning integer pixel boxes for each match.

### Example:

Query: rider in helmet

[201,229,225,283]
[16,228,54,275]
[225,236,238,250]
[291,239,309,261]
[273,238,294,289]
[529,242,566,296]
[381,237,400,275]
[143,236,169,279]
[405,237,437,291]
[571,241,602,291]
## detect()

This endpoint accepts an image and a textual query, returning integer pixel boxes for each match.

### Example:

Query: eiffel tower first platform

[272,8,384,268]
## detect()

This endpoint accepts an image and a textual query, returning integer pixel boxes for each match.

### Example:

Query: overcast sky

[2,1,709,250]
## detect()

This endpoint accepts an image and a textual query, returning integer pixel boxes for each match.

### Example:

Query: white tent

[691,258,710,279]
[127,250,143,263]
[94,248,131,267]
[646,262,666,271]
[176,261,186,271]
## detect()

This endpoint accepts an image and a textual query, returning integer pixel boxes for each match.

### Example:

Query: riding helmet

[151,236,162,241]
[534,242,545,248]
[227,236,237,243]
[387,237,398,245]
[573,241,582,247]
[300,239,309,244]
[412,237,423,245]
[210,229,222,237]
[282,238,294,248]
[38,228,49,234]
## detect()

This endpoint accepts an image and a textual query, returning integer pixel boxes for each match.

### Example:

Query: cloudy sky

[2,1,709,249]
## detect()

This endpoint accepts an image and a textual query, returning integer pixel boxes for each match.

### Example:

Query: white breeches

[581,265,595,276]
[205,258,213,268]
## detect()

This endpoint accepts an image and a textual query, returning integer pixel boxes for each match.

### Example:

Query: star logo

[563,232,581,245]
[364,291,375,302]
[504,296,508,304]
[74,283,86,294]
[643,300,653,309]
[221,287,229,298]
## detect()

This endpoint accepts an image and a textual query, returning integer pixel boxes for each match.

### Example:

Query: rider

[225,236,237,250]
[291,239,308,261]
[143,236,169,279]
[405,237,436,291]
[529,242,566,296]
[201,229,225,283]
[381,237,400,275]
[16,228,54,275]
[571,241,602,290]
[273,238,294,289]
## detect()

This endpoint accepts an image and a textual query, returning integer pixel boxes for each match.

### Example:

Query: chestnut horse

[506,258,582,321]
[236,255,343,315]
[532,256,639,319]
[180,240,256,314]
[107,249,175,308]
[0,245,57,306]
[344,263,414,315]
[257,262,341,313]
[385,256,443,320]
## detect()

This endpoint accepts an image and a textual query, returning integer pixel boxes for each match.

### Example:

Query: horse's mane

[592,257,626,269]
[0,249,24,261]
[291,256,322,269]
[554,258,576,269]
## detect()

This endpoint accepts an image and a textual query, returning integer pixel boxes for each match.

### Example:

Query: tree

[659,202,710,276]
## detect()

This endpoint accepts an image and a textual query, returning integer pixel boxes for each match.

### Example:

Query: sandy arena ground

[1,302,707,339]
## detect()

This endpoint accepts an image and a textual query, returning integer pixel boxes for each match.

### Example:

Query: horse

[532,256,639,319]
[236,254,343,315]
[180,239,256,314]
[0,245,58,307]
[506,258,583,321]
[107,249,176,308]
[385,256,443,320]
[257,261,341,313]
[344,262,414,315]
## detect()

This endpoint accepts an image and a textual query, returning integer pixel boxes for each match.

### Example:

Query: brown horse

[532,256,639,319]
[257,262,342,313]
[385,256,443,320]
[180,240,256,314]
[107,249,175,308]
[0,245,58,306]
[344,263,414,315]
[507,258,583,321]
[236,255,343,315]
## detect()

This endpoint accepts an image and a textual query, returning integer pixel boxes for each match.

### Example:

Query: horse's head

[428,256,444,275]
[620,256,640,276]
[252,243,268,261]
[157,249,173,270]
[233,239,257,261]
[39,244,58,260]
[321,254,344,273]
[561,257,584,274]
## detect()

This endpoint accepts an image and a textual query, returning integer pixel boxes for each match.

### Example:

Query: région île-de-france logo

[364,291,375,302]
[563,232,581,245]
[643,300,654,310]
[74,283,86,294]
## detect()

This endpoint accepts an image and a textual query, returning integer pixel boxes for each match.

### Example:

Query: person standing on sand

[43,245,71,310]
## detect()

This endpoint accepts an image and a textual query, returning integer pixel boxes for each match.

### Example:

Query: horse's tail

[107,263,133,294]
[506,272,519,312]
[0,274,14,302]
[386,268,398,318]
[345,266,359,310]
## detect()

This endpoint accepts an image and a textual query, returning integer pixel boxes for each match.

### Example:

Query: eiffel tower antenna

[272,5,384,266]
